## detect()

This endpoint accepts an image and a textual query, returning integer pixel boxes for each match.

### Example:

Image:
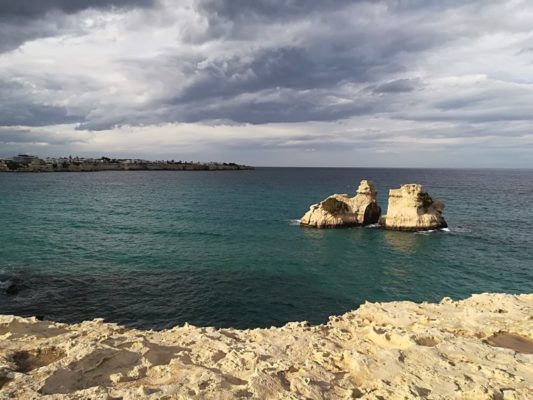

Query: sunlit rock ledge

[1,294,532,399]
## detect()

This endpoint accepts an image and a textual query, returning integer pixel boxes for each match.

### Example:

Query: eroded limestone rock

[0,294,532,399]
[300,180,381,228]
[380,183,447,231]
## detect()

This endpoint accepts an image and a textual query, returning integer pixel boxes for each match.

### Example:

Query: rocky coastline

[1,294,532,399]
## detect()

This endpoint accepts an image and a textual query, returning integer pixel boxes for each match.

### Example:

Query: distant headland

[0,154,254,172]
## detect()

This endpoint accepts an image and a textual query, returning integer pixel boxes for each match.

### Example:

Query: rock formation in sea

[0,294,532,399]
[380,184,447,231]
[300,180,381,228]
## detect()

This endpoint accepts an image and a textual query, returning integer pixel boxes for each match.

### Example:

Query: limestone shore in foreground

[1,294,532,399]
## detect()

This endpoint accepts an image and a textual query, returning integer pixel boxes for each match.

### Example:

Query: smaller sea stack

[380,184,447,231]
[300,180,381,228]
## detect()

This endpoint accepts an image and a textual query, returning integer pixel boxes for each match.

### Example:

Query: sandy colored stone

[380,183,447,231]
[1,293,532,399]
[300,180,381,228]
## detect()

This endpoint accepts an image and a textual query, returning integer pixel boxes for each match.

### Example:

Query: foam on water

[449,226,472,234]
[365,223,381,229]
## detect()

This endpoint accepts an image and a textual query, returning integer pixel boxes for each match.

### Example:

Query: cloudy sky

[1,0,532,167]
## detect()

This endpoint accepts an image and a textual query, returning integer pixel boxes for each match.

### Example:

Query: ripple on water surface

[0,168,532,329]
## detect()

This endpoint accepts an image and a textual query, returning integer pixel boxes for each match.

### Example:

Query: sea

[0,168,532,329]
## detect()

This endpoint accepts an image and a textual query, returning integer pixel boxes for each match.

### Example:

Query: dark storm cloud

[369,78,421,94]
[434,96,485,110]
[0,127,84,145]
[179,93,379,125]
[0,0,155,19]
[1,0,532,149]
[0,81,82,127]
[0,0,460,129]
[153,2,445,126]
[0,0,156,53]
[197,0,496,21]
[0,17,63,53]
[0,103,79,127]
[173,45,403,103]
[197,0,356,20]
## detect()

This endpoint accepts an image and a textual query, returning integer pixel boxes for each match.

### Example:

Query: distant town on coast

[0,154,254,172]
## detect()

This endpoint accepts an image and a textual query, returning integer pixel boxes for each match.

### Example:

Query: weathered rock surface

[380,183,447,231]
[1,293,532,399]
[300,180,381,228]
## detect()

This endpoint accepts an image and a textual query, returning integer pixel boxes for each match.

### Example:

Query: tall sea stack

[300,180,381,228]
[380,184,447,231]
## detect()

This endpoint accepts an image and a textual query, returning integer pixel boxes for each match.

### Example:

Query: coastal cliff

[1,293,532,399]
[300,180,381,228]
[380,184,447,231]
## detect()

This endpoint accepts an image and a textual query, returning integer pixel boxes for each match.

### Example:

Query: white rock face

[300,180,381,228]
[380,183,447,231]
[1,294,532,399]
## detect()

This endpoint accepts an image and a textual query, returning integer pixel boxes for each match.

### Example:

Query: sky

[0,0,532,167]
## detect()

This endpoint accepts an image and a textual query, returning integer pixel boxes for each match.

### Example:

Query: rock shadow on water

[383,230,421,254]
[0,277,26,296]
[0,267,358,330]
[384,227,451,254]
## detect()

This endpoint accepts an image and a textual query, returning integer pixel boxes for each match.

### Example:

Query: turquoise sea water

[0,168,532,329]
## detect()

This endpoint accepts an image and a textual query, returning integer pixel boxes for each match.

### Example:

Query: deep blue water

[0,168,532,329]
